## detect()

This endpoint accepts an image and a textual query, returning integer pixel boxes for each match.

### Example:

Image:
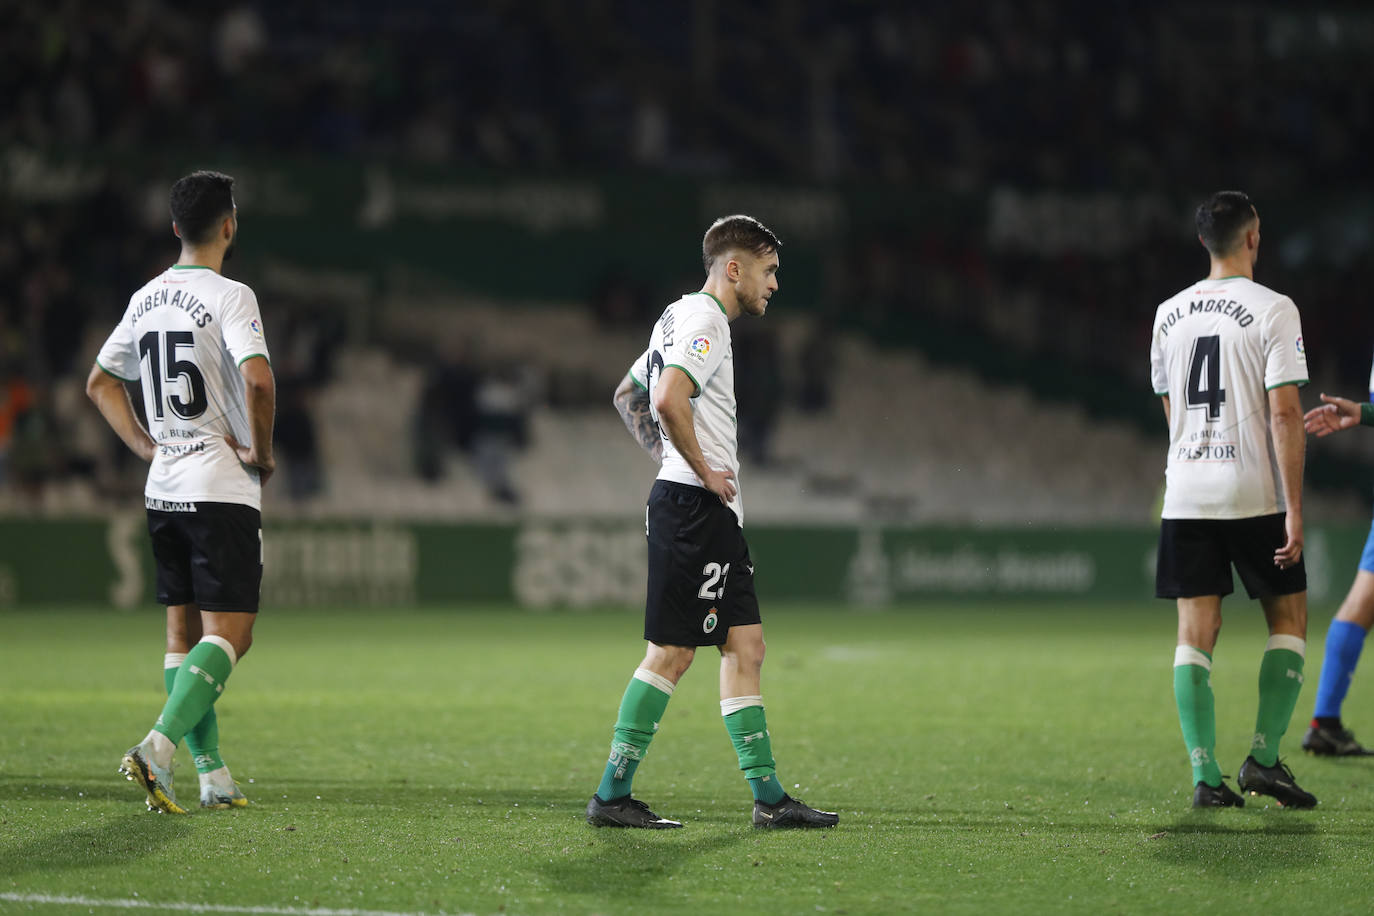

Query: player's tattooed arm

[613,373,663,464]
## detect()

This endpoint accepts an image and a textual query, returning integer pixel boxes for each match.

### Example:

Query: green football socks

[154,637,237,747]
[722,697,785,804]
[1251,635,1306,767]
[1173,645,1222,787]
[164,653,225,773]
[597,668,674,801]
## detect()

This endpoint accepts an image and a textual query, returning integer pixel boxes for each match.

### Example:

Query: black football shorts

[146,500,263,612]
[644,479,761,647]
[1156,513,1305,600]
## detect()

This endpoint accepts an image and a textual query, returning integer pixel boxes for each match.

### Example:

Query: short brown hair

[702,215,781,272]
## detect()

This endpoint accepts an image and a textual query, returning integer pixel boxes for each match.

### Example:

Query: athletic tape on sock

[1265,634,1306,657]
[632,667,675,696]
[721,695,764,716]
[1174,645,1212,669]
[145,728,175,760]
[201,635,238,668]
[164,652,187,670]
[199,765,233,789]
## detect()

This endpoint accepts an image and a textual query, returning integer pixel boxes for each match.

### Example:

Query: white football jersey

[1149,275,1307,519]
[629,291,743,525]
[96,264,271,509]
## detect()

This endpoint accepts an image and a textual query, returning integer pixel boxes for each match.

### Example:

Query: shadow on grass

[538,828,748,898]
[0,812,193,878]
[1146,811,1323,870]
[247,779,737,816]
[0,774,143,804]
[237,779,589,812]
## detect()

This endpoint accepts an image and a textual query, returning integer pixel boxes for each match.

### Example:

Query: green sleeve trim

[665,363,702,397]
[95,359,137,383]
[1361,403,1374,427]
[1265,379,1308,391]
[236,353,270,368]
[1155,391,1169,397]
[630,373,647,392]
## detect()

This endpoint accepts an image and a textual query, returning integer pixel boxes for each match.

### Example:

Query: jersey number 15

[139,330,208,420]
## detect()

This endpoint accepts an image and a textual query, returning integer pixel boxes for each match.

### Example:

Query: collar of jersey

[696,291,727,315]
[171,264,213,270]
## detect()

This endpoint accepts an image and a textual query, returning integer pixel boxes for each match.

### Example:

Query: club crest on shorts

[703,609,719,633]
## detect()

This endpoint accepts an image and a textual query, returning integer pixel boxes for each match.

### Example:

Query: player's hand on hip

[1274,514,1303,569]
[702,467,737,504]
[226,434,275,486]
[1304,393,1360,437]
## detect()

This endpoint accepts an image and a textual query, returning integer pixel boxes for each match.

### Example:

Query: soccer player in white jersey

[86,170,275,814]
[586,215,837,829]
[1150,190,1316,808]
[1295,385,1374,756]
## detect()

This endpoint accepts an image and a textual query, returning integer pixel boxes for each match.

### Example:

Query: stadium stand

[5,3,1374,521]
[255,305,1366,525]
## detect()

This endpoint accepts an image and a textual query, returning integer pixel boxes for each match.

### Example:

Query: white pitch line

[0,892,475,916]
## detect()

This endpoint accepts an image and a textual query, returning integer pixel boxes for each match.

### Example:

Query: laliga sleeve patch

[686,335,711,365]
[1295,335,1304,356]
[249,318,265,339]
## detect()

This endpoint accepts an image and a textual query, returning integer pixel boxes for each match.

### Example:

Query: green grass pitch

[3,602,1374,915]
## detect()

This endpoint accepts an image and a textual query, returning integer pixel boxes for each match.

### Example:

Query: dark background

[5,1,1373,512]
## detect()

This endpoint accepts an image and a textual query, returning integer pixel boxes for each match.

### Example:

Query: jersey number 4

[1185,335,1226,421]
[138,330,208,420]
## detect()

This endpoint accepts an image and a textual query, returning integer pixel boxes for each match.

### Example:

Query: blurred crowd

[8,2,1371,187]
[4,1,1374,506]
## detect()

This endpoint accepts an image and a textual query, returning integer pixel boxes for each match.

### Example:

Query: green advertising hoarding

[0,518,1360,609]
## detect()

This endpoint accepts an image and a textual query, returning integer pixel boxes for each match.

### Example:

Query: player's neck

[176,246,224,274]
[699,283,740,321]
[1206,257,1252,282]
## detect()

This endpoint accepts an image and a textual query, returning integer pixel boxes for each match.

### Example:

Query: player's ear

[726,257,741,281]
[172,221,183,240]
